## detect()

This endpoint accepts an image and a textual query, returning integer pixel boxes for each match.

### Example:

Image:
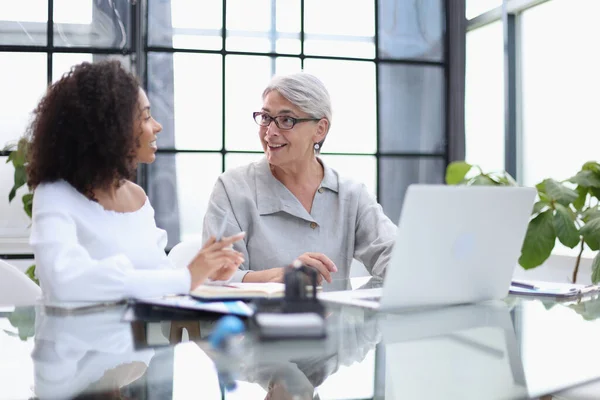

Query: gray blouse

[202,157,397,285]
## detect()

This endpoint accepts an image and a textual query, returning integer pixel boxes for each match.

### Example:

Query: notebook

[190,283,287,300]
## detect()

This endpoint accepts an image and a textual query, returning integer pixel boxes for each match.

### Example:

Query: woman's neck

[92,180,123,202]
[270,157,323,188]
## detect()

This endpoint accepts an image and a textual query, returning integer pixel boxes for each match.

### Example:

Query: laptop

[318,184,536,310]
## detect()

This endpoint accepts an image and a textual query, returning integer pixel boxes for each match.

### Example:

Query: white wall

[513,254,593,285]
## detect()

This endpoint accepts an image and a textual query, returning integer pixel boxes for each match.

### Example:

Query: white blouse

[30,180,191,302]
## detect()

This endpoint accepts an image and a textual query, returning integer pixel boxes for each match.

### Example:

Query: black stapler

[252,261,326,340]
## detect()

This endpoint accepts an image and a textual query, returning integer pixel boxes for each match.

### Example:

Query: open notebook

[190,283,287,300]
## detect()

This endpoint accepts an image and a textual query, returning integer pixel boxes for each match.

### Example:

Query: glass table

[2,277,600,399]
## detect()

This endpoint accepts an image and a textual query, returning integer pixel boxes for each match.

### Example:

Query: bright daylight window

[520,0,600,257]
[1,0,447,253]
[464,20,505,174]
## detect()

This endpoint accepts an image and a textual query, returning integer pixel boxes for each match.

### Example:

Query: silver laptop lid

[380,185,536,310]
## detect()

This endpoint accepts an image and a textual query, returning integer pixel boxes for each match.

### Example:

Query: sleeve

[202,177,250,283]
[30,188,191,302]
[353,184,397,278]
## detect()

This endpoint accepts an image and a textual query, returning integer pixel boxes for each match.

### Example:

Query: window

[146,0,448,243]
[1,0,449,256]
[0,0,132,247]
[521,0,600,187]
[465,21,505,173]
[466,0,502,20]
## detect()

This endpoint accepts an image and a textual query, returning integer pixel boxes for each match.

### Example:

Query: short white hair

[262,72,332,144]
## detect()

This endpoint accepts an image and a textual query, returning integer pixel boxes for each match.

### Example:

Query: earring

[313,143,320,151]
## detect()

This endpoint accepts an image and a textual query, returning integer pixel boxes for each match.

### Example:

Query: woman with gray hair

[202,72,396,285]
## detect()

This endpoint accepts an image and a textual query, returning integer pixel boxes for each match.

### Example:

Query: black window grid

[0,0,450,209]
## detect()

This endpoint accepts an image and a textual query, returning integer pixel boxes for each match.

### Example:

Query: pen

[511,281,537,290]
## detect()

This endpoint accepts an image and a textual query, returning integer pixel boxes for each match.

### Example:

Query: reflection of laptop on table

[379,301,527,399]
[319,184,536,310]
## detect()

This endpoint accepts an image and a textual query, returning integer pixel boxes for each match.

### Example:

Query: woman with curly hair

[27,60,245,302]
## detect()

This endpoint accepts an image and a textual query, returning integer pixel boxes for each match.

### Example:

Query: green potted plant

[3,137,37,285]
[446,160,600,284]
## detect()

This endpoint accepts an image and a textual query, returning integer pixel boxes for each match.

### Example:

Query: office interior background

[0,0,598,278]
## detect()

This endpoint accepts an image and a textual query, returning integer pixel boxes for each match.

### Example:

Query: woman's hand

[187,232,246,290]
[242,252,337,284]
[295,252,337,284]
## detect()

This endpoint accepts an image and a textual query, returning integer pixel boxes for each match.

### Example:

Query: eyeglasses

[253,111,320,130]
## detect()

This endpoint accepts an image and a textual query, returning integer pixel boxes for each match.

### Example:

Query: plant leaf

[590,187,600,201]
[569,170,600,188]
[469,175,497,186]
[518,210,556,270]
[544,179,578,205]
[445,161,472,185]
[532,201,547,215]
[592,252,600,285]
[553,203,580,248]
[582,207,600,223]
[8,166,27,203]
[538,192,551,203]
[489,173,518,187]
[22,193,33,219]
[581,218,600,251]
[574,186,588,211]
[25,265,38,286]
[583,161,600,174]
[536,181,547,194]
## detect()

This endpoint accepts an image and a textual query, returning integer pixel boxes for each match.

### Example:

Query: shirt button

[318,187,324,194]
[310,222,317,229]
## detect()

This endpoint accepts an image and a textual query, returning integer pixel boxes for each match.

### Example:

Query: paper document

[136,295,254,317]
[510,280,600,300]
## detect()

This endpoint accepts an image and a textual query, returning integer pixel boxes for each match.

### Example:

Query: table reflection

[31,306,155,399]
[227,307,381,400]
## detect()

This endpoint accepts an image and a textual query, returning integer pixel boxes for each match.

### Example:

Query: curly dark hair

[26,60,141,199]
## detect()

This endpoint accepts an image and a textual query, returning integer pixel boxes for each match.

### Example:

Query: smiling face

[259,90,328,169]
[134,89,162,164]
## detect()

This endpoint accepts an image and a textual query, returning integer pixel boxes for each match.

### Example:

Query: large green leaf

[582,207,600,223]
[569,170,600,188]
[592,253,600,285]
[519,210,556,270]
[573,186,588,211]
[536,181,547,195]
[446,161,472,185]
[580,218,600,251]
[22,193,33,219]
[553,203,580,248]
[532,201,548,215]
[583,161,600,174]
[544,179,578,205]
[8,166,27,203]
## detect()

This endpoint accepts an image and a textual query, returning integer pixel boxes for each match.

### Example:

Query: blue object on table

[209,315,245,348]
[209,315,245,392]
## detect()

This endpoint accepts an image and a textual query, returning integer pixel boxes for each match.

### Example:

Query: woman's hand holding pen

[187,232,246,290]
